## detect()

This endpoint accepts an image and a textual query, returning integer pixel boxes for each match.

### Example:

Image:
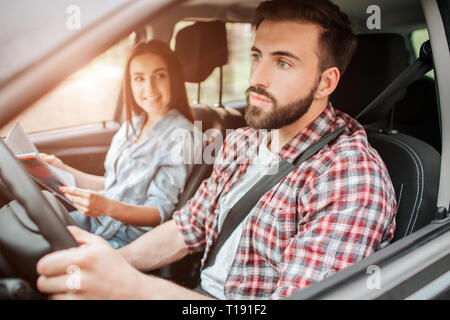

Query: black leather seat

[332,33,441,242]
[332,33,409,126]
[394,76,441,152]
[367,132,440,241]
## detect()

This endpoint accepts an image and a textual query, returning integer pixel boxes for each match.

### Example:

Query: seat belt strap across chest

[203,126,346,268]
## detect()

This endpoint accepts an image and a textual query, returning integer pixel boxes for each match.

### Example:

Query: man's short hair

[252,0,357,75]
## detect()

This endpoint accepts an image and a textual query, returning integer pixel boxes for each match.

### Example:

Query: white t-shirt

[200,132,279,299]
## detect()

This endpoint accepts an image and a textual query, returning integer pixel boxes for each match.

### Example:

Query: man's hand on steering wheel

[36,226,149,299]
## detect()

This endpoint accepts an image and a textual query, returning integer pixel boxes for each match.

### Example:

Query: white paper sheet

[5,121,38,155]
[5,121,76,187]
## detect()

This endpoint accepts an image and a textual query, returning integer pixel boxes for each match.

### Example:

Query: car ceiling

[164,0,425,34]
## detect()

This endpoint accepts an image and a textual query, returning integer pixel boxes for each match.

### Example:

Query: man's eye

[133,76,144,82]
[279,60,291,69]
[251,53,261,62]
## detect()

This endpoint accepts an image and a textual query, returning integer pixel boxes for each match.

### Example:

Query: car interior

[0,0,448,299]
[148,0,444,288]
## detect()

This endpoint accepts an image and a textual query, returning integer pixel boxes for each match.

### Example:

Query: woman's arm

[107,201,161,226]
[60,187,161,227]
[40,153,105,191]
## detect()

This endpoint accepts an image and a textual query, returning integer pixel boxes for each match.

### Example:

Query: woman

[41,40,199,248]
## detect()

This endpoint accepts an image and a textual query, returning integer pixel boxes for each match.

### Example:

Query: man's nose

[249,60,270,88]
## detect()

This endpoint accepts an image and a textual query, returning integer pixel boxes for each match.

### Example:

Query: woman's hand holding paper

[60,186,111,218]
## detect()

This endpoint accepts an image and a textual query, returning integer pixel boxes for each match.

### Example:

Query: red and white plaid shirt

[173,103,397,299]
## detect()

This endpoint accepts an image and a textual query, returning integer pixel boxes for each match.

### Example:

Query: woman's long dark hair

[122,40,194,136]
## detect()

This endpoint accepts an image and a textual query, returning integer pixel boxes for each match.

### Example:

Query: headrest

[191,104,246,134]
[175,21,228,83]
[331,33,409,124]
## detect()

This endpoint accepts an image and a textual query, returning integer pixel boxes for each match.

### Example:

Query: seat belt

[203,41,433,269]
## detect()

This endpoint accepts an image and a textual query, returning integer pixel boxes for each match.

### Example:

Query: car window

[411,28,435,79]
[171,22,253,106]
[0,0,133,86]
[0,37,133,136]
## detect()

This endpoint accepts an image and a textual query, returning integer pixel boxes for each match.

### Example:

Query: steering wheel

[0,140,78,288]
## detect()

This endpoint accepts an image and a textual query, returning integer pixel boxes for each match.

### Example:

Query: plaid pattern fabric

[173,103,397,299]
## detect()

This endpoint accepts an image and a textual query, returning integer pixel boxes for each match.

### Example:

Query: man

[36,0,397,300]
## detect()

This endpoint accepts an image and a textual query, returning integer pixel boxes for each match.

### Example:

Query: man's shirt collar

[277,102,338,163]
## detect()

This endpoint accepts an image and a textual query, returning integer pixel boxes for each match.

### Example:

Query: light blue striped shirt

[93,109,199,242]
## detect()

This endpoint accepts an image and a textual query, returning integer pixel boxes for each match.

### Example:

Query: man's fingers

[37,229,106,276]
[48,293,79,300]
[37,274,74,294]
[36,248,83,277]
[36,229,109,297]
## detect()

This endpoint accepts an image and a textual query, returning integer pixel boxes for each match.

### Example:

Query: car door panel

[28,121,120,176]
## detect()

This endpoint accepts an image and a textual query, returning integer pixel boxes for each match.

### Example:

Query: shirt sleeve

[142,130,197,223]
[270,152,397,299]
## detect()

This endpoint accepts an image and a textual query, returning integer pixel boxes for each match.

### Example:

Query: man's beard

[244,82,318,130]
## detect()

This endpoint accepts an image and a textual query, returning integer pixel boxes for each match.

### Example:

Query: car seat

[331,33,441,242]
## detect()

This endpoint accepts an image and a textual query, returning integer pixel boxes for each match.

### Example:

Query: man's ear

[314,67,340,99]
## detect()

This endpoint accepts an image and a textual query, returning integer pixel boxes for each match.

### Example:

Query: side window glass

[411,28,435,79]
[1,37,133,136]
[171,22,253,106]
